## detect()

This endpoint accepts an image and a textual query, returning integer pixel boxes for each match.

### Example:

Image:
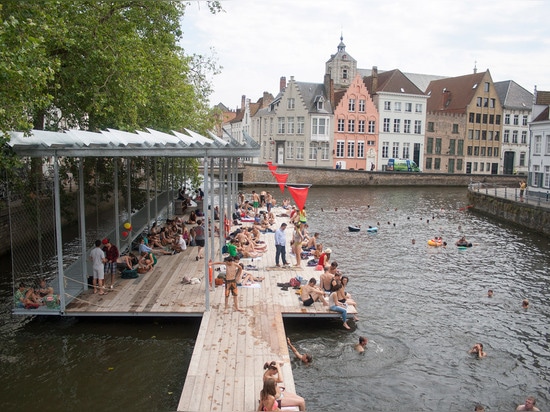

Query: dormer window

[315,95,325,111]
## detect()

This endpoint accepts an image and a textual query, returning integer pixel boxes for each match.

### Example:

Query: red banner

[272,172,289,193]
[267,163,277,172]
[287,186,309,211]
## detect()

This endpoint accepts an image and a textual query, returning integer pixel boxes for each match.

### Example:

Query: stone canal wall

[467,190,550,238]
[242,164,522,187]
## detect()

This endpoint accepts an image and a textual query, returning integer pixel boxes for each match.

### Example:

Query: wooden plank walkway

[64,211,357,411]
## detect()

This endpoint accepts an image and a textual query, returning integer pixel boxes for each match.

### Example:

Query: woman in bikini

[258,378,279,411]
[262,361,306,411]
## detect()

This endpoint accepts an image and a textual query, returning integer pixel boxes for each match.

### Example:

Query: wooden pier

[65,214,356,411]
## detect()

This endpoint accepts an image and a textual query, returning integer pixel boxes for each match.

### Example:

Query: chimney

[241,95,246,111]
[441,88,451,110]
[280,76,287,92]
[372,66,378,93]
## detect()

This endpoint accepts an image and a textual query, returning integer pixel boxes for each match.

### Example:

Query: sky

[179,0,550,110]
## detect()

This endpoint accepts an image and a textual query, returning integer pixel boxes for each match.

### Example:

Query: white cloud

[180,0,550,108]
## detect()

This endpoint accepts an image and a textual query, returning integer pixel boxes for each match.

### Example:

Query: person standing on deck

[194,219,205,261]
[102,238,119,290]
[274,223,289,267]
[252,190,260,214]
[90,239,107,295]
[209,256,243,312]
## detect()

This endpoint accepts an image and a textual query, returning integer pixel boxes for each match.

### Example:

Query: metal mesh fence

[9,178,59,311]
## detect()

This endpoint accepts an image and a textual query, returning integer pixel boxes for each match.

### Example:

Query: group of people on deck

[15,278,60,309]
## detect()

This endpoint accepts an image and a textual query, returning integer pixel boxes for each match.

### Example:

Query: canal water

[0,186,548,411]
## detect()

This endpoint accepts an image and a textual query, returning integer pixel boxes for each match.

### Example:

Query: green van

[387,159,420,172]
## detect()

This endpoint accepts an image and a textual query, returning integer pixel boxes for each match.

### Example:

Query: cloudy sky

[180,0,550,109]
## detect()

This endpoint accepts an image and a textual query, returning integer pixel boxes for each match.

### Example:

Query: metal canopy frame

[9,128,258,316]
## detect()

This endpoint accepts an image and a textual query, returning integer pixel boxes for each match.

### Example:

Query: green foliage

[0,0,223,198]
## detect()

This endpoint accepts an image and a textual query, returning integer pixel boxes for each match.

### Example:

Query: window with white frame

[337,118,345,132]
[394,102,401,112]
[382,141,389,158]
[392,142,399,158]
[348,99,355,112]
[547,135,550,154]
[312,117,329,137]
[359,99,365,112]
[404,119,411,133]
[503,130,510,142]
[383,118,390,132]
[296,141,305,160]
[336,141,345,157]
[403,142,410,159]
[320,142,329,160]
[534,135,542,154]
[368,120,375,133]
[347,141,355,157]
[545,166,550,187]
[415,103,422,113]
[358,120,365,133]
[297,117,305,134]
[521,131,527,144]
[384,101,391,111]
[520,152,525,166]
[269,118,273,134]
[263,118,267,135]
[357,141,365,158]
[513,114,519,125]
[522,115,528,126]
[533,165,540,186]
[286,141,294,159]
[287,98,295,110]
[393,119,400,133]
[414,120,422,134]
[512,130,518,144]
[405,103,412,112]
[348,119,355,133]
[287,117,295,134]
[309,144,318,160]
[505,114,510,124]
[277,117,285,134]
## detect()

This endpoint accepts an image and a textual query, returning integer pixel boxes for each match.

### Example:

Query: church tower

[325,35,357,90]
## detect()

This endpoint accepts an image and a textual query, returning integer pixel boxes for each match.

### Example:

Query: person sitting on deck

[36,278,54,297]
[117,253,138,271]
[258,378,280,411]
[15,283,42,309]
[319,265,334,292]
[186,211,197,225]
[329,283,350,330]
[262,360,306,411]
[300,278,328,307]
[317,248,331,268]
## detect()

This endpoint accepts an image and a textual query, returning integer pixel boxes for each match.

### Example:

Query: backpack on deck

[121,268,139,279]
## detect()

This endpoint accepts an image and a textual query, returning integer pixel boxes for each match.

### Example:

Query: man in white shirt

[274,223,289,267]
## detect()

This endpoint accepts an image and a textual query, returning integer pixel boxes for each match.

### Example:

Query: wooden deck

[65,212,356,411]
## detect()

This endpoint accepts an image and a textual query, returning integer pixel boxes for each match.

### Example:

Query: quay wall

[467,190,550,238]
[242,164,522,187]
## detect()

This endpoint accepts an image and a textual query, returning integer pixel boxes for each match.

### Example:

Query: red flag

[267,163,277,172]
[272,172,289,193]
[287,186,309,211]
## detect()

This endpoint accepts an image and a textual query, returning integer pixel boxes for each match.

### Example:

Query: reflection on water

[0,186,548,411]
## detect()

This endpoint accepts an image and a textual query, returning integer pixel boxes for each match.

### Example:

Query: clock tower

[325,35,357,90]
